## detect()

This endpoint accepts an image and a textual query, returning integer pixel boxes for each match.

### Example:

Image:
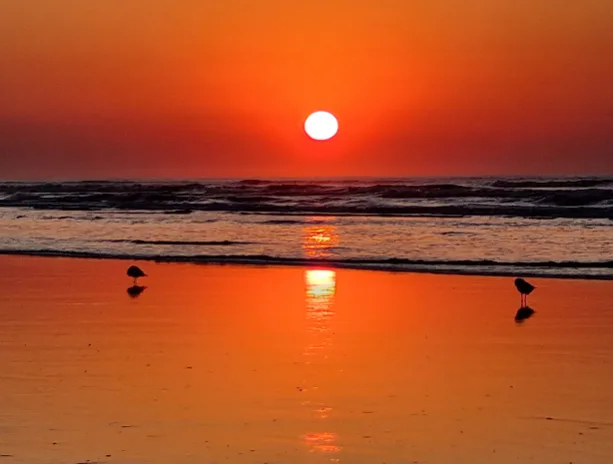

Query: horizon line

[2,173,613,183]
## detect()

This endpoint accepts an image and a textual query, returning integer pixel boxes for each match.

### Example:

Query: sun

[304,111,338,141]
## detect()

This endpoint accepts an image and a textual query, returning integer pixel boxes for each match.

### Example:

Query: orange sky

[1,0,612,179]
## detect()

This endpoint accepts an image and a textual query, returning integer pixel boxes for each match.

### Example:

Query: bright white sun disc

[304,111,338,141]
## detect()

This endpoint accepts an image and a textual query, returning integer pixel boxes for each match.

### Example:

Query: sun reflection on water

[303,222,339,259]
[303,432,342,454]
[302,264,341,458]
[306,269,336,298]
[304,269,336,349]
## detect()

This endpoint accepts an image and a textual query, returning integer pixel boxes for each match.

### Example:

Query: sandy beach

[1,255,612,464]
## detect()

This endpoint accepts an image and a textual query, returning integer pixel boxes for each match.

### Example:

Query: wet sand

[0,255,612,463]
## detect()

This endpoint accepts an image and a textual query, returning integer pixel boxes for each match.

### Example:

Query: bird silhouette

[127,265,147,285]
[514,278,535,307]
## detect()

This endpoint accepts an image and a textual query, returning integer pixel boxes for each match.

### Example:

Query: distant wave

[40,215,105,221]
[2,198,613,219]
[1,249,612,280]
[259,219,305,225]
[1,177,612,220]
[105,239,254,246]
[260,218,332,225]
[491,178,613,189]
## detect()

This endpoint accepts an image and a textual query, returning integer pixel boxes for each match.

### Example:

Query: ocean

[1,176,612,279]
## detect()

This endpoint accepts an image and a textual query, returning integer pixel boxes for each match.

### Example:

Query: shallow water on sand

[0,256,612,463]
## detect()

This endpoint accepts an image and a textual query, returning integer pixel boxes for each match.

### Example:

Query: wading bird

[127,265,147,285]
[514,278,535,307]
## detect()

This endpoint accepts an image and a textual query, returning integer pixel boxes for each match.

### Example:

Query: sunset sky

[1,0,612,179]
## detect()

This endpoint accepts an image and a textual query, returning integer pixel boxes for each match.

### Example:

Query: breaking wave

[1,249,612,280]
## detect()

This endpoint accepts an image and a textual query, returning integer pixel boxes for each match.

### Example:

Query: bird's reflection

[127,285,147,298]
[515,306,535,322]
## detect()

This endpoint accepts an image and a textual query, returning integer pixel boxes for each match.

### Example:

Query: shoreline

[1,254,612,463]
[1,249,612,281]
